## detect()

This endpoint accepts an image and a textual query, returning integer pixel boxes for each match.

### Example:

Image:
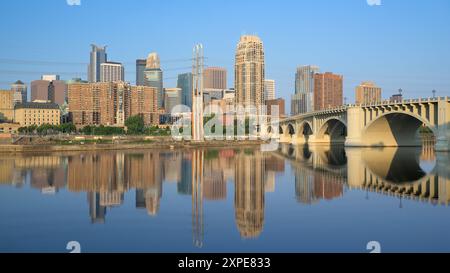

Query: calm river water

[0,144,449,253]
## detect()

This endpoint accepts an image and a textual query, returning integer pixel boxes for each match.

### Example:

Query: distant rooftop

[15,102,60,110]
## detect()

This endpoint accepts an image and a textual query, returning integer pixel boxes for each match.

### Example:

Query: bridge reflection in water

[278,142,450,206]
[0,143,449,248]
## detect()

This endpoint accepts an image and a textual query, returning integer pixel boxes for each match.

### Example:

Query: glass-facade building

[292,65,319,115]
[136,59,146,86]
[88,44,107,83]
[144,69,164,108]
[177,72,193,110]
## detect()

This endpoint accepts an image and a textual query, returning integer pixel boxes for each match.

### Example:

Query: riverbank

[0,137,268,154]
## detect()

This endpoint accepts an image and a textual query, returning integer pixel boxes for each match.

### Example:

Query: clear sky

[1,0,449,110]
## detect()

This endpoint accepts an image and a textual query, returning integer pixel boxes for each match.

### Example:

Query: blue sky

[0,0,449,109]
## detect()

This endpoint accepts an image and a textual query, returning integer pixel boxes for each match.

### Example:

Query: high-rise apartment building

[100,62,125,82]
[292,65,320,115]
[129,86,159,125]
[355,81,382,104]
[11,80,27,104]
[136,59,146,86]
[264,79,275,101]
[68,82,159,127]
[314,72,343,111]
[177,73,193,110]
[0,90,15,122]
[88,44,107,83]
[235,35,265,109]
[144,53,164,108]
[204,67,227,89]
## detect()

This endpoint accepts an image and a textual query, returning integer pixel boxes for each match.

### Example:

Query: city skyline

[1,0,449,114]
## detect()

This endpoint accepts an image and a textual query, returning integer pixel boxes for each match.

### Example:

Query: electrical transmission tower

[192,44,205,141]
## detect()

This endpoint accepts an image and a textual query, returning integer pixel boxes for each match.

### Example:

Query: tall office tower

[100,62,125,82]
[88,44,107,83]
[11,80,27,104]
[48,80,68,105]
[30,80,50,102]
[0,90,15,122]
[204,67,227,89]
[355,81,382,104]
[144,53,164,108]
[177,72,193,109]
[41,75,60,81]
[292,65,320,115]
[314,72,343,111]
[136,59,146,86]
[264,79,275,101]
[235,35,265,110]
[164,88,182,114]
[234,150,265,238]
[31,79,67,105]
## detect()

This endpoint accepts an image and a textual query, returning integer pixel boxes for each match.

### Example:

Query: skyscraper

[100,62,125,82]
[204,67,227,89]
[234,150,265,238]
[164,88,182,114]
[177,72,193,109]
[292,65,319,115]
[31,79,67,105]
[136,59,146,86]
[88,44,107,83]
[355,81,382,104]
[30,80,49,102]
[144,53,164,108]
[264,79,275,101]
[11,80,27,104]
[235,35,265,109]
[314,72,343,111]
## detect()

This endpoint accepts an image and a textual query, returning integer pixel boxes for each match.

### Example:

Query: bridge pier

[435,99,450,151]
[344,107,364,147]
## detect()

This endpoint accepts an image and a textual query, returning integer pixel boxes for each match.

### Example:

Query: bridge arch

[361,112,436,147]
[294,121,313,144]
[316,117,347,144]
[287,123,296,137]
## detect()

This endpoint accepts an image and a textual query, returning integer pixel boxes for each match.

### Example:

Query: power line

[0,57,196,66]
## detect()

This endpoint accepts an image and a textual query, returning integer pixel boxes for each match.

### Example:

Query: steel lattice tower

[192,44,205,141]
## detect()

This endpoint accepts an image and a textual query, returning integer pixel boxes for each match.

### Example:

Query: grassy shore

[0,135,267,154]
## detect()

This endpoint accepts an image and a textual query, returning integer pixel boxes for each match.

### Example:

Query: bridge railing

[284,97,449,121]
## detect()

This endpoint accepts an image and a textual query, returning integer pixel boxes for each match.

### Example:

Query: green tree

[125,115,145,135]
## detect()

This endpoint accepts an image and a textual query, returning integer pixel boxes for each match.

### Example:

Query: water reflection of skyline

[0,144,449,247]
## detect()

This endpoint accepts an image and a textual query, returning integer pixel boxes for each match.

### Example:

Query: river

[0,143,449,253]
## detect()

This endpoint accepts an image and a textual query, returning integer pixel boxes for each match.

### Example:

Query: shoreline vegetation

[0,135,268,154]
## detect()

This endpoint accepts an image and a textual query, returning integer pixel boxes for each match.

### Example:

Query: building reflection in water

[1,142,449,246]
[287,145,346,204]
[234,149,265,239]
